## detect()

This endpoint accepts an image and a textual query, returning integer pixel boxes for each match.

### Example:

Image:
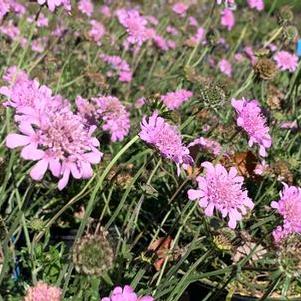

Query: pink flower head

[161,89,193,110]
[89,20,105,44]
[188,137,221,156]
[220,8,235,31]
[271,184,301,243]
[0,0,10,20]
[92,96,130,142]
[247,0,264,11]
[231,98,272,157]
[172,2,189,17]
[78,0,94,17]
[24,282,61,301]
[139,111,193,174]
[116,8,149,46]
[218,59,232,77]
[274,51,298,72]
[100,54,132,83]
[37,0,71,12]
[3,70,102,190]
[101,285,154,301]
[188,162,254,228]
[100,5,111,17]
[244,46,256,65]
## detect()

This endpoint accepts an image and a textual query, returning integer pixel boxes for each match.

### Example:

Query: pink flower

[231,98,272,157]
[172,2,189,17]
[116,8,149,46]
[31,37,48,53]
[135,97,145,108]
[161,89,193,110]
[271,184,301,243]
[188,16,198,27]
[221,8,235,31]
[247,0,264,11]
[101,285,153,301]
[188,162,254,229]
[218,59,232,77]
[37,0,71,12]
[0,0,10,20]
[89,20,105,45]
[188,137,221,156]
[24,282,61,301]
[187,27,205,46]
[100,5,111,17]
[3,69,102,190]
[100,54,132,83]
[274,51,298,72]
[139,111,193,174]
[78,0,94,17]
[92,96,130,142]
[244,46,256,65]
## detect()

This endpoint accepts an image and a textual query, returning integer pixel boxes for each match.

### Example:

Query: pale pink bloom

[244,46,256,65]
[37,0,71,12]
[166,26,178,36]
[31,37,48,53]
[139,111,193,174]
[100,5,111,17]
[218,59,232,77]
[101,285,153,301]
[10,0,25,15]
[234,53,245,62]
[89,20,105,45]
[0,20,20,39]
[188,137,221,156]
[161,89,193,110]
[274,51,298,72]
[153,35,169,51]
[254,160,268,175]
[188,16,198,27]
[247,0,264,11]
[188,162,254,229]
[188,27,206,46]
[78,0,94,17]
[0,0,10,19]
[146,15,159,26]
[24,282,61,301]
[135,97,145,108]
[221,8,235,31]
[271,184,301,243]
[231,98,272,157]
[280,121,298,130]
[116,8,149,46]
[172,2,189,16]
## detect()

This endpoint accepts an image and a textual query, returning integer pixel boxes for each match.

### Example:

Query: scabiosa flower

[101,285,154,301]
[274,51,298,72]
[271,184,301,243]
[139,111,193,174]
[89,20,105,45]
[221,8,235,31]
[161,89,193,110]
[231,98,272,157]
[188,137,221,156]
[100,54,132,83]
[24,282,61,301]
[93,96,130,142]
[0,0,10,20]
[186,27,206,47]
[247,0,264,11]
[3,69,102,190]
[37,0,71,12]
[78,0,93,17]
[188,162,254,228]
[172,2,189,17]
[116,8,149,46]
[218,59,232,77]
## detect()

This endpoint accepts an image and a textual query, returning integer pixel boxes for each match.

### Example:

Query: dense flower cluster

[188,162,254,228]
[2,67,102,190]
[24,282,61,301]
[37,0,71,12]
[160,89,193,110]
[271,184,301,243]
[101,285,153,301]
[139,112,193,174]
[231,98,272,157]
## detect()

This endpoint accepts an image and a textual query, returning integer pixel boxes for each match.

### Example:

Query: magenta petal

[6,133,30,148]
[30,159,48,181]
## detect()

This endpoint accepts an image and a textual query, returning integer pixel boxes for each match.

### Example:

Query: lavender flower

[101,285,153,301]
[231,98,272,157]
[161,89,193,110]
[139,111,193,174]
[188,162,254,228]
[271,184,301,243]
